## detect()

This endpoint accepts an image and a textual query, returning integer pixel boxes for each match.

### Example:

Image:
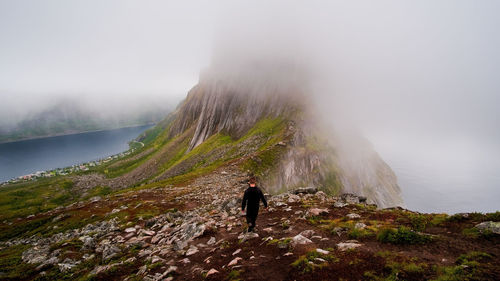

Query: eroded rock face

[162,64,403,207]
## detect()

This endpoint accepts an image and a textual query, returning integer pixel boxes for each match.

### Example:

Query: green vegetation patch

[0,216,52,241]
[291,249,338,274]
[225,269,243,281]
[377,226,432,245]
[433,251,495,281]
[267,237,292,249]
[0,245,36,280]
[0,178,78,221]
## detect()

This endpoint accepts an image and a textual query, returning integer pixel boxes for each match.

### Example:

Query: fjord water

[0,125,152,182]
[372,134,500,214]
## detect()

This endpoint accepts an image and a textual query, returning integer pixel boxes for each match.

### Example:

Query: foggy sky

[0,1,499,144]
[1,0,500,211]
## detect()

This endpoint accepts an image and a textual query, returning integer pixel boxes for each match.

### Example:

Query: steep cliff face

[157,66,403,208]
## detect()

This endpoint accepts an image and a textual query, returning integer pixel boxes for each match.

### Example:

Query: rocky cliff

[155,64,403,208]
[70,62,402,208]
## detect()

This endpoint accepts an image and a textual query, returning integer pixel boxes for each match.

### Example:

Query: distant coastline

[0,123,156,144]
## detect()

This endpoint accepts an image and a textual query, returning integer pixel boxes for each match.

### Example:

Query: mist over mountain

[0,95,178,143]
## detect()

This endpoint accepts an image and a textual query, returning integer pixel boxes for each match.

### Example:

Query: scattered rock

[337,241,362,251]
[206,268,219,277]
[263,227,273,233]
[22,246,50,264]
[207,237,216,245]
[151,256,164,264]
[316,248,330,255]
[186,245,199,256]
[333,201,347,208]
[228,257,242,266]
[308,208,329,216]
[315,191,328,201]
[291,234,312,247]
[164,265,178,276]
[124,227,136,233]
[238,232,259,242]
[80,236,96,251]
[299,230,315,238]
[89,196,102,203]
[102,245,121,261]
[355,222,367,229]
[293,187,318,195]
[173,240,188,251]
[346,213,361,219]
[287,194,301,203]
[232,249,242,256]
[52,214,69,223]
[341,193,361,204]
[475,221,500,234]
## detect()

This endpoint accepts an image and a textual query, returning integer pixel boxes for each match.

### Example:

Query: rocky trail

[1,160,499,281]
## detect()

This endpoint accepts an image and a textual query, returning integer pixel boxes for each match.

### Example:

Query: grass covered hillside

[3,67,487,281]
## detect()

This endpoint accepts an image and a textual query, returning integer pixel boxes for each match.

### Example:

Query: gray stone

[80,236,95,251]
[341,193,360,204]
[475,221,500,234]
[207,237,216,245]
[337,241,362,251]
[102,245,121,261]
[291,234,312,246]
[186,245,199,256]
[238,232,259,242]
[355,222,367,229]
[316,248,330,255]
[299,230,315,238]
[124,227,136,233]
[89,196,102,203]
[173,240,188,251]
[346,213,361,219]
[22,246,50,264]
[333,201,347,208]
[287,194,301,203]
[228,257,242,266]
[206,268,219,277]
[308,208,329,216]
[293,187,318,195]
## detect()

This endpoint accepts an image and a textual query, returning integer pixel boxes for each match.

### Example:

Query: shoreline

[0,123,155,144]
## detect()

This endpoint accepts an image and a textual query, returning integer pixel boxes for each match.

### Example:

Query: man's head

[249,177,256,187]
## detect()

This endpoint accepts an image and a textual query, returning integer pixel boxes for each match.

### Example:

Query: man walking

[241,177,268,232]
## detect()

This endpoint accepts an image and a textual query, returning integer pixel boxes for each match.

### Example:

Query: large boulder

[293,187,318,195]
[475,221,500,235]
[341,193,361,204]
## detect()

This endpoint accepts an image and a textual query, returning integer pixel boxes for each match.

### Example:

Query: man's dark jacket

[242,186,268,216]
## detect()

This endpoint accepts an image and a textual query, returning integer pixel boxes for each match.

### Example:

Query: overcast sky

[1,0,499,142]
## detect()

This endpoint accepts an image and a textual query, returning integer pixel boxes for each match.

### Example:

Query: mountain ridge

[0,71,499,280]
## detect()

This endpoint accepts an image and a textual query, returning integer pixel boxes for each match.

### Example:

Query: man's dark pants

[246,213,258,232]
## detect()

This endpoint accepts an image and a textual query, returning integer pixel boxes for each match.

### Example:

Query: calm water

[372,134,500,214]
[0,125,152,182]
